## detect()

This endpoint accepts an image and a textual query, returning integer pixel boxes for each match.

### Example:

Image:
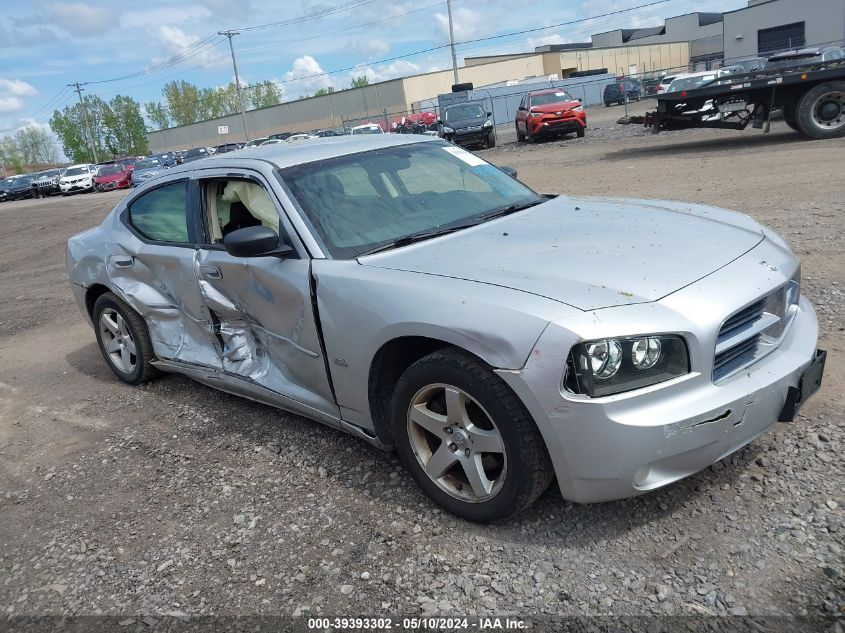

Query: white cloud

[0,78,37,114]
[0,78,38,97]
[44,2,118,38]
[153,25,223,67]
[283,55,334,96]
[0,97,25,113]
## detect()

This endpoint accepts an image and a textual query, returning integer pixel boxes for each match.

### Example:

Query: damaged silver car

[67,135,825,522]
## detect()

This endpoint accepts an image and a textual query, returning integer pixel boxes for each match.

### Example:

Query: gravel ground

[0,105,843,627]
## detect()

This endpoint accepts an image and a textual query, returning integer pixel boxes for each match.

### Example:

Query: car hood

[94,173,126,182]
[359,195,765,311]
[530,102,579,113]
[446,117,488,130]
[133,168,161,178]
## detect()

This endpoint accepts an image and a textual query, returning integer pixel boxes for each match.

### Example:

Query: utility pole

[69,82,99,163]
[446,0,459,86]
[219,30,250,141]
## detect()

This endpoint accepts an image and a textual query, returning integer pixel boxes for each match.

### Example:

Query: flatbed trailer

[621,60,845,139]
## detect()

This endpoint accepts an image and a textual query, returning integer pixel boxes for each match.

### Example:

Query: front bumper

[495,237,821,503]
[528,115,586,136]
[446,127,493,146]
[60,180,93,193]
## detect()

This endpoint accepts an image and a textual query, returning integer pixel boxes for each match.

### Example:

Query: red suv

[515,88,586,142]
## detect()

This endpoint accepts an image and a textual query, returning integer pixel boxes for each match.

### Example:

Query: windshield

[185,148,207,157]
[64,166,89,176]
[669,75,719,91]
[135,159,161,170]
[444,104,484,121]
[281,141,543,259]
[530,91,574,106]
[98,165,124,176]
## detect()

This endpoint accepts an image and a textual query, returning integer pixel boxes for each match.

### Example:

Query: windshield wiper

[357,199,544,257]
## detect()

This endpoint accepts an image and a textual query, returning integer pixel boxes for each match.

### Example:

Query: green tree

[14,126,58,164]
[248,80,282,109]
[0,136,24,172]
[102,95,149,156]
[50,100,96,163]
[145,101,170,130]
[350,75,370,88]
[162,80,201,126]
[313,88,330,97]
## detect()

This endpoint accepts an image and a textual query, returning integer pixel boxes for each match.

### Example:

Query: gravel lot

[1,104,843,626]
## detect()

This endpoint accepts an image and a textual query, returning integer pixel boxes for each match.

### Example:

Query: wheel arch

[367,335,500,446]
[85,283,113,321]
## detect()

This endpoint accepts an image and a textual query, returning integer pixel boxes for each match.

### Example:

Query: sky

[0,0,745,138]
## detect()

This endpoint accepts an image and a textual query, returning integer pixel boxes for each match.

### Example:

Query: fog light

[631,337,662,369]
[586,339,622,379]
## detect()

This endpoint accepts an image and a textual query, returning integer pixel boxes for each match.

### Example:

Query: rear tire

[93,292,160,385]
[795,81,845,139]
[391,348,554,523]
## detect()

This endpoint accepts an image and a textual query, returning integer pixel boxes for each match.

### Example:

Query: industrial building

[146,0,845,152]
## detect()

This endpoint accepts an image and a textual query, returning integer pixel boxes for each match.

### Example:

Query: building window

[758,22,805,55]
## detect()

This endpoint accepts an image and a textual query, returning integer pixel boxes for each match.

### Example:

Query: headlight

[529,112,543,118]
[564,335,689,397]
[482,120,493,128]
[442,126,455,134]
[572,105,584,112]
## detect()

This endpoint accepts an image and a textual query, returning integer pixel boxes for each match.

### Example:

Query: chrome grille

[713,280,799,382]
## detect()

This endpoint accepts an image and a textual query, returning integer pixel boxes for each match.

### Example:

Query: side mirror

[487,111,492,117]
[499,165,518,179]
[223,226,291,258]
[517,106,527,111]
[576,97,582,102]
[436,119,443,125]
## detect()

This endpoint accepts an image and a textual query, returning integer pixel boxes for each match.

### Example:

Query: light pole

[69,82,99,163]
[446,0,459,86]
[219,30,250,141]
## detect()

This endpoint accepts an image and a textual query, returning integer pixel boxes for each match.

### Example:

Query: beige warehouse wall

[557,42,691,76]
[401,55,548,106]
[147,79,408,152]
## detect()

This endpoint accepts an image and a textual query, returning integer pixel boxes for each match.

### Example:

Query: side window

[128,181,190,243]
[203,179,280,243]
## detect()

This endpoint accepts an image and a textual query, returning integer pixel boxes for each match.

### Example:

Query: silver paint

[67,135,820,503]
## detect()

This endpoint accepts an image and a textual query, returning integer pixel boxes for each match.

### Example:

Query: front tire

[516,124,525,142]
[486,132,496,148]
[576,127,585,138]
[93,292,160,385]
[391,349,554,523]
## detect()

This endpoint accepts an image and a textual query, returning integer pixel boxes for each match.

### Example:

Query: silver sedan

[67,135,825,522]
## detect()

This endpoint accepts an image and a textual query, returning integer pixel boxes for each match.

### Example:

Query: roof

[170,134,440,173]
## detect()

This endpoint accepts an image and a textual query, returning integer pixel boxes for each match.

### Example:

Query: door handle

[112,256,134,268]
[200,265,222,279]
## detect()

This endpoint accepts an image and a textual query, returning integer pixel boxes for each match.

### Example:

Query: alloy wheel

[406,383,507,503]
[99,308,137,374]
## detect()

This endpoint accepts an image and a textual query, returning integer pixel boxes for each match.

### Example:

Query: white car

[666,69,731,94]
[285,134,315,143]
[655,75,676,94]
[259,139,284,146]
[59,164,97,195]
[351,123,384,135]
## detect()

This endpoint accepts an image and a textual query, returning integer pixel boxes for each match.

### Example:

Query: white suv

[59,164,97,195]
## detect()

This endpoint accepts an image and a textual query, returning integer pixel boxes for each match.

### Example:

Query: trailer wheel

[795,81,845,139]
